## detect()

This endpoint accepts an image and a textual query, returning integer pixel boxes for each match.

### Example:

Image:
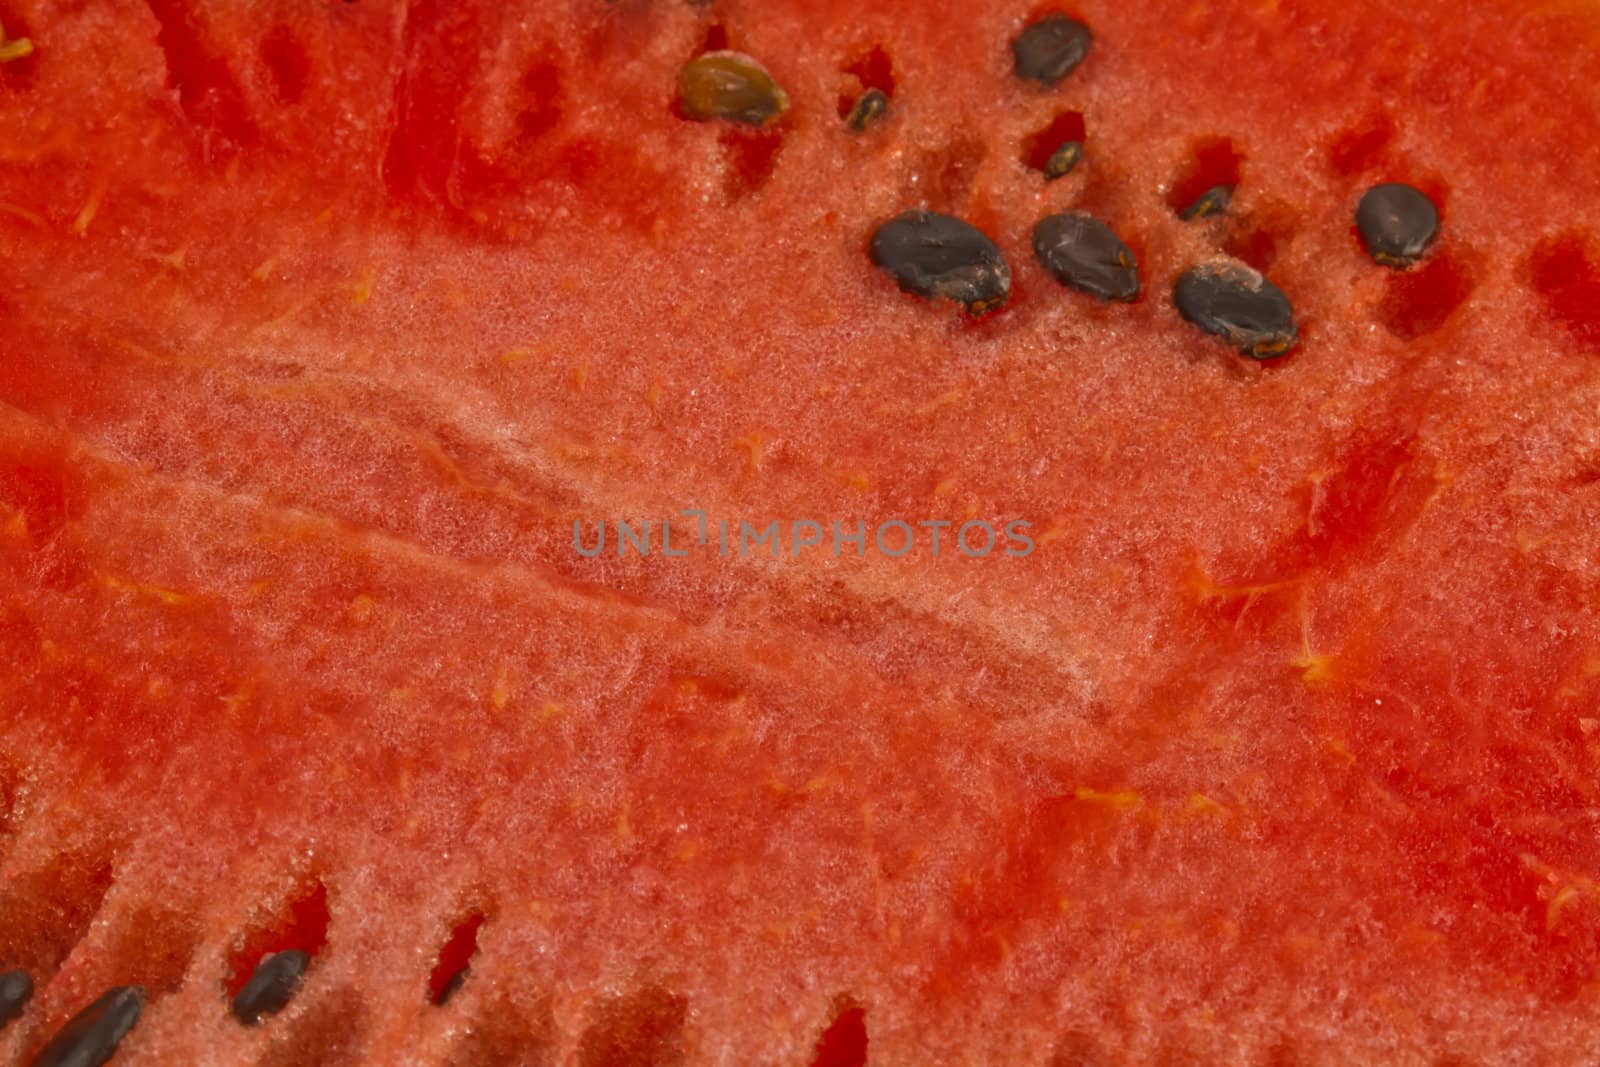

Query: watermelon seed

[845,89,888,131]
[437,967,470,1006]
[1042,140,1084,180]
[231,949,311,1025]
[1011,14,1092,86]
[0,969,32,1029]
[869,210,1012,315]
[1173,262,1298,359]
[1180,184,1233,221]
[30,985,144,1067]
[677,51,789,126]
[1356,182,1439,268]
[1032,213,1140,301]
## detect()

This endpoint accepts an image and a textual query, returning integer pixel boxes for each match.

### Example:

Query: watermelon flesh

[2,0,1600,1062]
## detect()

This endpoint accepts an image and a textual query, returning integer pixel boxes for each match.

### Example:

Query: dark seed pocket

[231,949,312,1025]
[845,88,889,131]
[1180,183,1234,221]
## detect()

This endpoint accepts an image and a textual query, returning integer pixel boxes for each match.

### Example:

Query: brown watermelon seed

[869,210,1011,315]
[1180,184,1233,220]
[1042,140,1084,180]
[1033,213,1140,302]
[1011,14,1092,86]
[1173,262,1298,359]
[677,51,789,126]
[31,986,144,1067]
[1356,182,1439,268]
[845,88,888,131]
[0,969,31,1029]
[231,949,310,1025]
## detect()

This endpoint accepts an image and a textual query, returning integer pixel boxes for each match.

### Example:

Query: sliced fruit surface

[1,1,1599,1063]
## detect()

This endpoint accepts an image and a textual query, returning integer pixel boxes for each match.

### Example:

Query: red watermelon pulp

[3,0,1600,1063]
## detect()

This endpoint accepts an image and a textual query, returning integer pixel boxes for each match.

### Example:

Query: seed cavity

[1180,184,1233,221]
[838,44,895,124]
[845,88,888,131]
[1356,182,1439,268]
[677,51,788,126]
[1023,110,1086,179]
[31,985,145,1067]
[1011,14,1091,86]
[231,949,310,1025]
[0,969,31,1029]
[429,912,485,1007]
[869,210,1011,315]
[1173,263,1298,359]
[1033,213,1140,302]
[809,997,868,1067]
[1168,137,1244,217]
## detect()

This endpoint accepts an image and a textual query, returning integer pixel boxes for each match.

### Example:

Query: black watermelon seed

[1032,213,1140,302]
[845,88,888,131]
[869,210,1011,315]
[677,51,789,126]
[231,950,310,1026]
[436,965,470,1006]
[1179,184,1233,221]
[1041,140,1084,180]
[1356,182,1439,267]
[1011,14,1092,86]
[1173,263,1298,359]
[30,986,144,1067]
[0,970,32,1029]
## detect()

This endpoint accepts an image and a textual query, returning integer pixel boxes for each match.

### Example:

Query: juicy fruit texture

[0,1,1599,1065]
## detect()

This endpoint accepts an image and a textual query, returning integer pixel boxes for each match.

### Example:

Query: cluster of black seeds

[0,933,473,1063]
[857,15,1440,359]
[671,14,1444,359]
[669,13,1442,357]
